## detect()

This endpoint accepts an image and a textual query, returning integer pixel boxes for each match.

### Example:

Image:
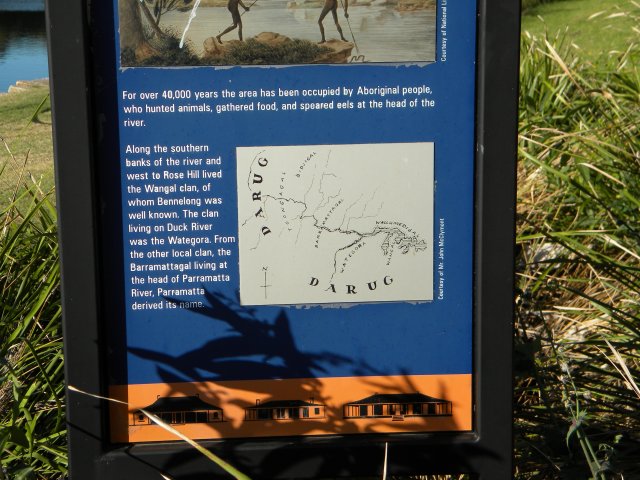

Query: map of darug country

[237,143,434,305]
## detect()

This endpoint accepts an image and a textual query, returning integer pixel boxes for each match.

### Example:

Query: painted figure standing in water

[318,0,348,43]
[217,0,250,43]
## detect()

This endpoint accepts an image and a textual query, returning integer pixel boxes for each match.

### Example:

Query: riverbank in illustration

[120,0,436,66]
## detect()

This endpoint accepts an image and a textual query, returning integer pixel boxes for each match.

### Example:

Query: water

[0,12,48,92]
[166,2,436,63]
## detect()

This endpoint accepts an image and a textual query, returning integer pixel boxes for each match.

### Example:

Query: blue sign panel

[108,0,476,442]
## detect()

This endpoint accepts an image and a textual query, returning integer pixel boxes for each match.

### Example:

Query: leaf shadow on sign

[131,289,352,382]
[126,289,373,436]
[124,289,487,478]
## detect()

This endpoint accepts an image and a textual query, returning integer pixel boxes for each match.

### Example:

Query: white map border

[236,142,434,306]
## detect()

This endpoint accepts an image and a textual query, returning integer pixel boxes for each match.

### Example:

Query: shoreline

[0,78,49,96]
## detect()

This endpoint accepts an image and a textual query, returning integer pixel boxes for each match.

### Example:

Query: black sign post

[48,0,519,477]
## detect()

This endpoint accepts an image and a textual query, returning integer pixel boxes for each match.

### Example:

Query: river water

[0,12,48,92]
[164,2,436,63]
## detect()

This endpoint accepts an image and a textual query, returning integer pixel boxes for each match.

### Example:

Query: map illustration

[237,142,434,305]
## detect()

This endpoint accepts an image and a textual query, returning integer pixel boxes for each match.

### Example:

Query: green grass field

[0,82,54,202]
[522,0,640,61]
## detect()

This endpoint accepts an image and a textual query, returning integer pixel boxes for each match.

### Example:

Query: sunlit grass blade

[68,385,252,480]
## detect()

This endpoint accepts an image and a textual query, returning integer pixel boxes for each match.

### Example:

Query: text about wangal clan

[124,142,235,311]
[120,84,436,126]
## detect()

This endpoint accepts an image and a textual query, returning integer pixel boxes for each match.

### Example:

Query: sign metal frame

[47,0,519,477]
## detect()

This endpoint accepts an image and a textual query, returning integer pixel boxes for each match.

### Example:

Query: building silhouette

[245,398,326,421]
[131,395,224,426]
[343,392,452,421]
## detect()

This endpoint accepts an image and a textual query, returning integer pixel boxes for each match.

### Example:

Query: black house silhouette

[131,395,224,426]
[343,392,452,421]
[245,399,326,421]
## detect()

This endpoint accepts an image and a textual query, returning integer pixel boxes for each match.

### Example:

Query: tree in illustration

[143,0,195,26]
[119,0,157,61]
[119,0,196,65]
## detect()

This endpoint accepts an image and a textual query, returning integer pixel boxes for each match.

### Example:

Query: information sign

[48,0,519,477]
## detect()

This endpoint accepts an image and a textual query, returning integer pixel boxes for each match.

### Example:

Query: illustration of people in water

[318,0,349,43]
[119,0,439,66]
[217,0,251,43]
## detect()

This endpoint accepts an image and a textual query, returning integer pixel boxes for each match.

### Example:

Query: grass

[515,28,640,478]
[521,0,640,61]
[0,83,54,203]
[0,143,65,478]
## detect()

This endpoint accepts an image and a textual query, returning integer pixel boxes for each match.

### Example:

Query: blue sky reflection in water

[0,12,48,92]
